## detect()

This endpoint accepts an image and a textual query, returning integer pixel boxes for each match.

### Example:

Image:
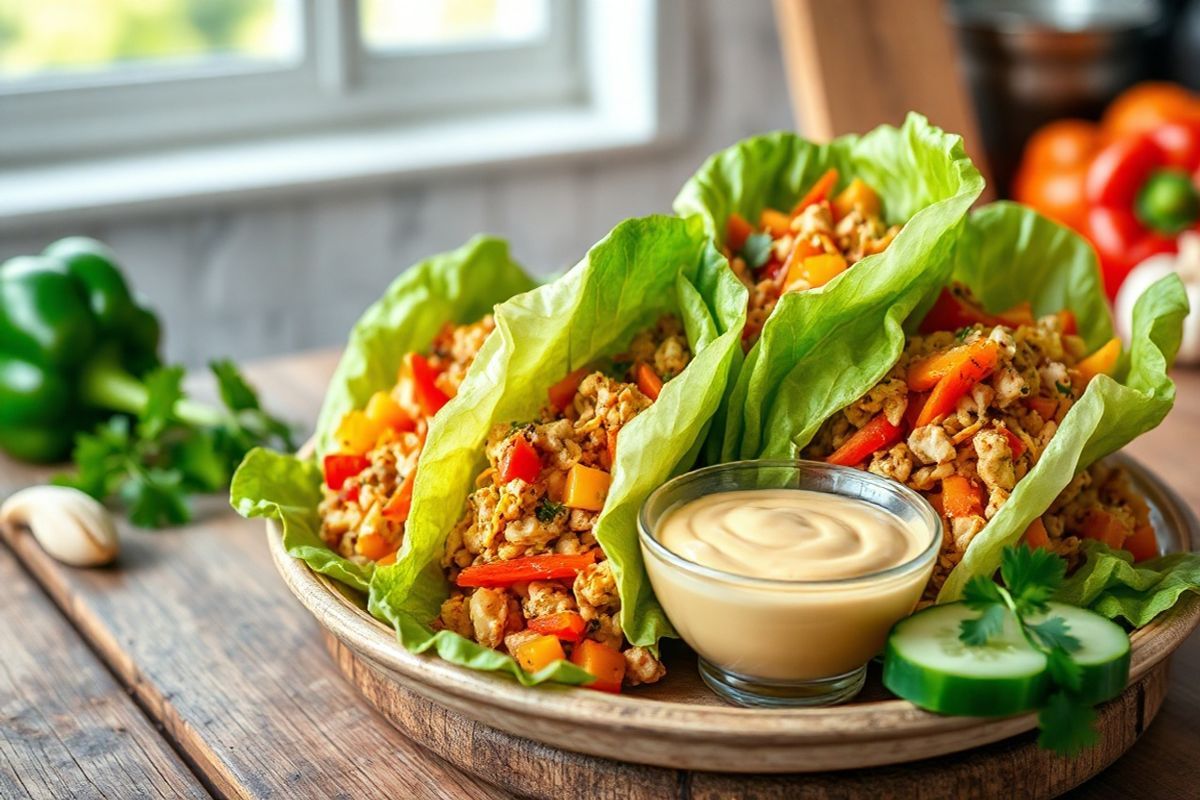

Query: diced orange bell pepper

[334,410,382,456]
[1124,523,1159,562]
[528,611,587,643]
[915,339,1001,427]
[907,338,1000,392]
[355,532,393,561]
[782,237,823,287]
[635,362,663,401]
[726,212,754,252]
[825,413,903,467]
[405,352,451,417]
[799,253,848,288]
[1080,507,1130,549]
[759,208,792,237]
[377,550,398,566]
[792,167,840,216]
[942,475,984,519]
[382,468,416,522]
[1027,395,1059,422]
[1022,517,1050,550]
[1076,337,1121,383]
[832,177,880,221]
[455,553,597,588]
[365,390,415,433]
[515,635,567,674]
[564,464,612,511]
[548,367,589,412]
[323,453,370,490]
[571,638,626,693]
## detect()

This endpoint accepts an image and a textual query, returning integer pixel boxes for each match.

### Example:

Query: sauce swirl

[658,488,923,581]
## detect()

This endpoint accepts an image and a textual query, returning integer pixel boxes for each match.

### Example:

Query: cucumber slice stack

[883,601,1130,717]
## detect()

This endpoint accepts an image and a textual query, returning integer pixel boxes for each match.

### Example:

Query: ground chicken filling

[724,170,902,347]
[435,315,691,690]
[319,317,495,566]
[803,286,1153,601]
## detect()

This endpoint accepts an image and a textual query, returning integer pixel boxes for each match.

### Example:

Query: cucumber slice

[1033,602,1131,705]
[883,602,1049,716]
[883,601,1132,716]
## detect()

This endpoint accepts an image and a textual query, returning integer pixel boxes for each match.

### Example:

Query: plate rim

[268,451,1200,756]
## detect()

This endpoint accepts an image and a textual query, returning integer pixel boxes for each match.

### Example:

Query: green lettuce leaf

[1057,541,1200,627]
[368,214,748,684]
[937,203,1189,601]
[232,236,536,592]
[675,112,984,459]
[314,235,537,457]
[228,447,371,590]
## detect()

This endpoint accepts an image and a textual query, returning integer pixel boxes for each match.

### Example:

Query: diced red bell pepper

[501,436,542,483]
[1056,309,1078,336]
[324,453,369,491]
[548,368,589,412]
[1124,523,1159,562]
[528,611,587,643]
[405,352,451,417]
[455,553,597,588]
[919,288,1002,334]
[726,212,754,252]
[825,413,903,467]
[995,425,1026,459]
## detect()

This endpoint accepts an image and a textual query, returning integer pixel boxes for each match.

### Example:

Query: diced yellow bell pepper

[564,464,611,511]
[365,390,413,432]
[515,634,566,673]
[1076,337,1121,382]
[335,409,382,455]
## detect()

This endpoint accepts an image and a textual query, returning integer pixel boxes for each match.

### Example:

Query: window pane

[361,0,549,52]
[0,0,300,84]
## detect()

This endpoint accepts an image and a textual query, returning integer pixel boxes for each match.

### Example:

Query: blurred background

[0,0,1197,367]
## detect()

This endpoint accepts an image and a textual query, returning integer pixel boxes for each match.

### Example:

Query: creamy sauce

[657,489,924,582]
[642,487,936,682]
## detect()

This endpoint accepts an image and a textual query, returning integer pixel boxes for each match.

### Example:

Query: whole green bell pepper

[0,237,188,462]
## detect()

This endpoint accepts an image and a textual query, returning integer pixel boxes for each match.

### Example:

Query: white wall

[0,0,793,367]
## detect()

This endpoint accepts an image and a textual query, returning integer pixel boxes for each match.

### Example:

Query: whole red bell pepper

[1084,123,1200,298]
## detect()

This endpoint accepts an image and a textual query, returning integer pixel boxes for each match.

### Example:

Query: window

[0,0,683,224]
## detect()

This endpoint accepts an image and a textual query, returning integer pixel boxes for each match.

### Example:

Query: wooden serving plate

[268,454,1200,798]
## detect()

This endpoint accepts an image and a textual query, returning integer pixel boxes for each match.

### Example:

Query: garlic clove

[0,486,119,567]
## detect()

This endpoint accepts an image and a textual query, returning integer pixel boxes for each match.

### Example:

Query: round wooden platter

[268,455,1200,798]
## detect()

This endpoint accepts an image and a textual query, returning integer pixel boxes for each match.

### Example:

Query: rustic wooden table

[1,350,1196,800]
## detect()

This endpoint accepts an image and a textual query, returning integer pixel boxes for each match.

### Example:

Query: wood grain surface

[0,542,206,800]
[1,350,1197,799]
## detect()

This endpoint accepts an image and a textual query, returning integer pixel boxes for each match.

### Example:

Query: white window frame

[0,0,687,229]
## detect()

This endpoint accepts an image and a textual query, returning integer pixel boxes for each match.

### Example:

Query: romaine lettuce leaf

[368,214,748,684]
[232,236,536,592]
[1057,541,1200,627]
[937,203,1189,600]
[675,113,984,459]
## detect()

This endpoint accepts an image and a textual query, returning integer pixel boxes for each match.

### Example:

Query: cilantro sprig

[56,361,295,528]
[959,544,1097,756]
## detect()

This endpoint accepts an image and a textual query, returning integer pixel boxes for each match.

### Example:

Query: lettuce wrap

[231,236,537,593]
[368,214,748,686]
[674,112,985,460]
[934,203,1188,602]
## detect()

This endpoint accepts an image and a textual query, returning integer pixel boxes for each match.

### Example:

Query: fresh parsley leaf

[959,603,1008,646]
[955,327,971,342]
[1045,647,1083,693]
[120,466,190,528]
[739,232,774,270]
[140,366,185,439]
[210,359,260,411]
[962,575,1008,609]
[1001,544,1065,616]
[1027,617,1082,655]
[174,429,232,492]
[1037,691,1098,756]
[535,499,565,523]
[1055,381,1073,397]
